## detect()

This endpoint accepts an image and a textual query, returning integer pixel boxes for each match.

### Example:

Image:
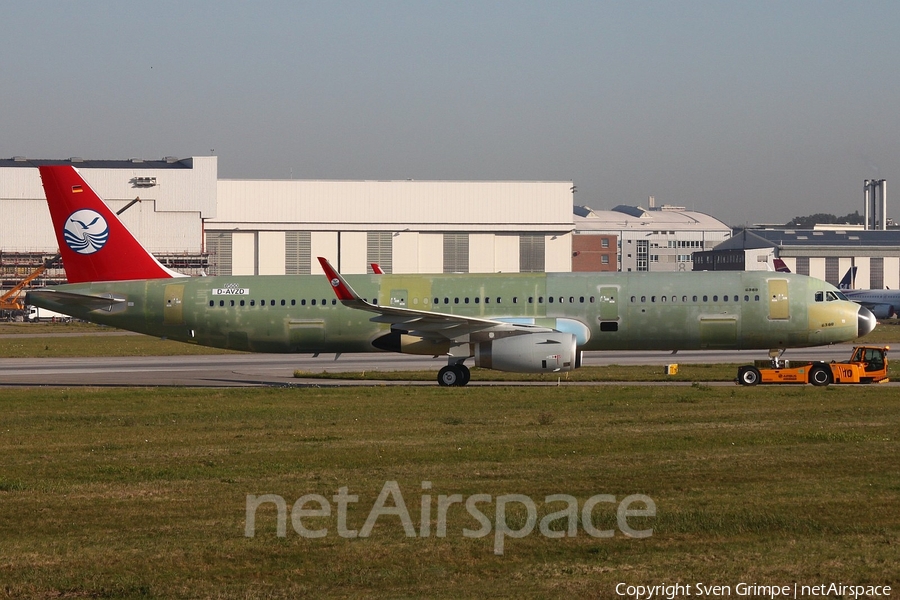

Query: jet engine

[868,304,896,319]
[474,332,579,373]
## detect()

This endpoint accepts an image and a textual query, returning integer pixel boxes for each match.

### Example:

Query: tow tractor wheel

[438,364,470,387]
[738,366,761,386]
[808,365,832,387]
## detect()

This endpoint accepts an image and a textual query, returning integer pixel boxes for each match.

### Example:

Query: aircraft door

[767,279,790,320]
[598,286,619,320]
[164,284,185,325]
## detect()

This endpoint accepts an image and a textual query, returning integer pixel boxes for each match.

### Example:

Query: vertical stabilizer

[39,165,184,283]
[838,267,857,290]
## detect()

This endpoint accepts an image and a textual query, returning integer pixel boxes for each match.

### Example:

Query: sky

[2,1,899,226]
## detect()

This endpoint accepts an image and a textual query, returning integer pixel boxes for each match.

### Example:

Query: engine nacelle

[869,304,896,319]
[474,332,579,373]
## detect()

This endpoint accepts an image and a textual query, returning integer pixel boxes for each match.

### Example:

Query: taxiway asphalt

[0,344,864,387]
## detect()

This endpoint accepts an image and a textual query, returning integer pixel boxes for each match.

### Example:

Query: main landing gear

[438,362,471,387]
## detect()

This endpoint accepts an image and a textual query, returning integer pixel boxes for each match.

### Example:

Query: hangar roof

[0,157,190,169]
[574,205,730,232]
[716,227,900,250]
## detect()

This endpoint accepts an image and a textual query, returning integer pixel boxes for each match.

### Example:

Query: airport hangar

[1,156,733,291]
[694,227,900,289]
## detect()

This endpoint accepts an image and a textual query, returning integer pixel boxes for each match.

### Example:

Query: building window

[285,231,312,275]
[367,231,392,274]
[519,235,545,272]
[636,240,649,272]
[601,238,609,248]
[443,233,469,273]
[206,232,232,276]
[601,255,609,265]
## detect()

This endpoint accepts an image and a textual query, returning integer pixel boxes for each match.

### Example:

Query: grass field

[1,385,897,598]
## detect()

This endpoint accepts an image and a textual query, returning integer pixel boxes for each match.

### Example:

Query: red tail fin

[39,165,183,283]
[773,258,791,273]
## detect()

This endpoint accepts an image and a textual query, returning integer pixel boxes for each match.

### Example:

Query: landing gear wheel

[808,365,832,387]
[438,364,470,387]
[457,364,471,386]
[438,365,460,387]
[738,366,761,386]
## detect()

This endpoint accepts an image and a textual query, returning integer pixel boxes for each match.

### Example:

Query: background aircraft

[27,166,875,385]
[839,267,899,319]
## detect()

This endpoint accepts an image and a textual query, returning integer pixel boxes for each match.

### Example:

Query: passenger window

[301,299,306,306]
[755,295,760,301]
[475,297,480,304]
[513,297,518,304]
[631,296,636,302]
[538,296,544,303]
[569,297,575,303]
[744,295,749,302]
[240,300,245,307]
[219,300,224,307]
[251,300,256,306]
[641,296,646,303]
[661,296,667,302]
[291,299,296,306]
[713,295,718,302]
[549,297,554,303]
[485,297,490,304]
[692,295,698,302]
[703,295,708,302]
[444,298,449,305]
[271,299,276,306]
[590,296,595,303]
[682,296,687,302]
[464,298,469,304]
[230,300,235,307]
[497,297,502,304]
[454,298,459,304]
[209,300,214,307]
[528,296,534,303]
[331,299,336,305]
[651,296,656,303]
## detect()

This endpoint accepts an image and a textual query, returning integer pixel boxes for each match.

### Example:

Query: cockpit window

[818,290,847,302]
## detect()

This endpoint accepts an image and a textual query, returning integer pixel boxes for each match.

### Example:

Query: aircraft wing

[317,257,554,340]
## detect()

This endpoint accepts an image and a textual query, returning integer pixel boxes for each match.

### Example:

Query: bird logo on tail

[63,209,109,255]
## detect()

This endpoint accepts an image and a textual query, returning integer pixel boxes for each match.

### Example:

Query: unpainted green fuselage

[30,271,864,354]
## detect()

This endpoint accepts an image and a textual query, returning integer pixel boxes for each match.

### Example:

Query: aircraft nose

[858,305,876,337]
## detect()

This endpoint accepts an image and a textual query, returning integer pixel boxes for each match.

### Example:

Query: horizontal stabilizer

[26,289,127,313]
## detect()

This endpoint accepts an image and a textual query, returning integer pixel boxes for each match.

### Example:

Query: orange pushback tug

[737,346,890,387]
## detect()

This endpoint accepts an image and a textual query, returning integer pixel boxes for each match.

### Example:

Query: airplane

[838,267,899,319]
[772,258,791,273]
[26,165,876,386]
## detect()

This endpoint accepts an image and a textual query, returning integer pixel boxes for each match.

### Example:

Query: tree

[784,211,863,228]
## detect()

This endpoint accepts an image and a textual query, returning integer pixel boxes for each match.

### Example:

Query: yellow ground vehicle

[737,346,889,387]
